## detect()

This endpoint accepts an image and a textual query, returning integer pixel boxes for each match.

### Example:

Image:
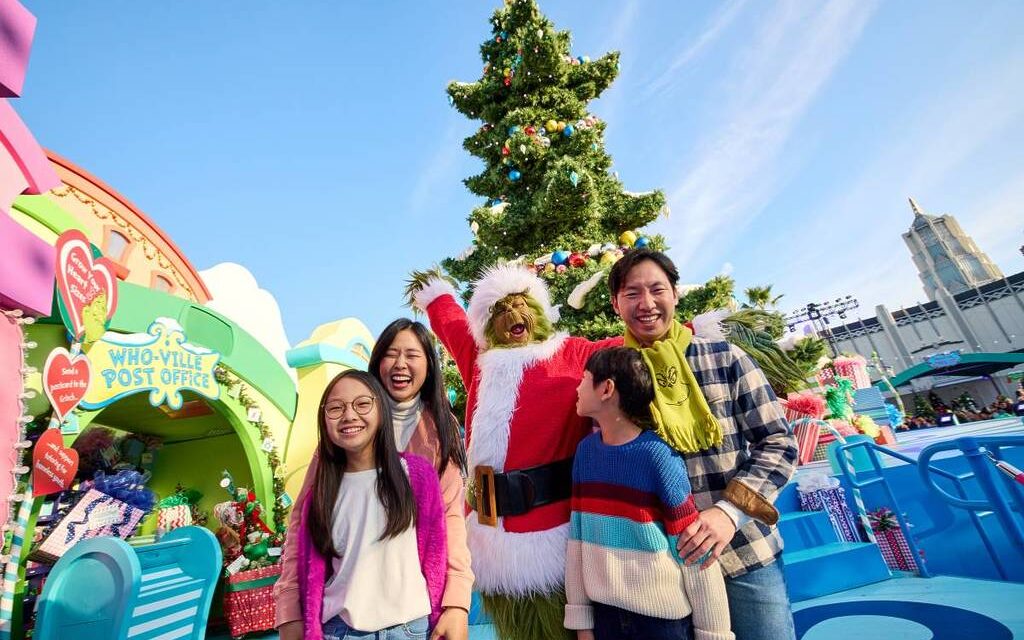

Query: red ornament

[525,126,536,136]
[568,252,586,268]
[502,146,510,156]
[503,77,512,86]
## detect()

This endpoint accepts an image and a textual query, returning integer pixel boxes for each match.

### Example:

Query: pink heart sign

[32,429,79,496]
[43,347,91,423]
[54,229,118,342]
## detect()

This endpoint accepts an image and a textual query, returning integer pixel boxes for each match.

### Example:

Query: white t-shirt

[321,467,430,630]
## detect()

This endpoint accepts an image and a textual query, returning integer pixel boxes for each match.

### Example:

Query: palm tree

[744,285,784,309]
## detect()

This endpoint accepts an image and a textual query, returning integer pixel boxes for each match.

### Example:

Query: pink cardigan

[295,453,448,639]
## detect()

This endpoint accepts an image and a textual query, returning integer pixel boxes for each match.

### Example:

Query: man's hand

[277,621,303,640]
[676,506,736,569]
[577,630,595,640]
[430,606,469,640]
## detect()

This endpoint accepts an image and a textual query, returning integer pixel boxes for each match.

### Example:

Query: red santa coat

[424,290,619,596]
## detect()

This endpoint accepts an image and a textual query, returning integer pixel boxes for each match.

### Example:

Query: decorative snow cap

[468,262,560,346]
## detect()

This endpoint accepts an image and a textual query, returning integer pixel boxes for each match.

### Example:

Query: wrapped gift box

[869,508,919,572]
[832,355,872,390]
[793,418,827,465]
[223,563,281,637]
[157,504,193,533]
[798,475,862,543]
[30,488,145,563]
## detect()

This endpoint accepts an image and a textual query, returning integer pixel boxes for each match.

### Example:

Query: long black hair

[369,318,468,477]
[308,370,416,559]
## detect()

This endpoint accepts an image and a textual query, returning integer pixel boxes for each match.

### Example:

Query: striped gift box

[792,418,828,465]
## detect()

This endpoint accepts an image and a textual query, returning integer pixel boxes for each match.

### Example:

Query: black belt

[473,457,574,526]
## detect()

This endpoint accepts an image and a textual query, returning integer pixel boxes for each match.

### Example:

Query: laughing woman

[276,319,472,640]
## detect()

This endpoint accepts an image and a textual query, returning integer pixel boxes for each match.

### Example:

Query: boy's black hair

[607,249,680,297]
[584,347,654,426]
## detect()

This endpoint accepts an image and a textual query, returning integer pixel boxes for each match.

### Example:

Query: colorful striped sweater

[565,430,734,640]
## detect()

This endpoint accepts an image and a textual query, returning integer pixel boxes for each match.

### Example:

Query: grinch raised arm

[410,263,617,640]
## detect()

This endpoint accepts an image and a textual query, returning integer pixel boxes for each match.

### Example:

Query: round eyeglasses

[324,396,376,419]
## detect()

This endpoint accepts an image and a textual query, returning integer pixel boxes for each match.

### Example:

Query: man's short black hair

[584,347,654,425]
[607,249,680,297]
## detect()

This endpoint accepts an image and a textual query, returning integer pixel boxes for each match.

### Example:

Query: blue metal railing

[831,435,1024,581]
[917,436,1024,580]
[831,440,932,577]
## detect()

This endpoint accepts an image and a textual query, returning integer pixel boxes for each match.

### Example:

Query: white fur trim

[691,309,730,341]
[465,334,572,594]
[467,519,569,595]
[413,277,458,312]
[567,270,606,310]
[467,263,559,347]
[468,334,568,472]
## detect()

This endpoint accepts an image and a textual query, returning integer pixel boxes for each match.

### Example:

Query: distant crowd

[898,387,1024,431]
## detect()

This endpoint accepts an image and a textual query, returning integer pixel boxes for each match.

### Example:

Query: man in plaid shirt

[608,249,798,640]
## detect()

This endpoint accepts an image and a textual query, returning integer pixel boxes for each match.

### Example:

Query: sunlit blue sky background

[16,1,1024,343]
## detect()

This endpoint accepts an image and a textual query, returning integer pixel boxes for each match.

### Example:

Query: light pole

[786,296,860,357]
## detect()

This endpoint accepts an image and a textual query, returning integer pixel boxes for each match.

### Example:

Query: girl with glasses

[277,320,472,640]
[277,369,447,640]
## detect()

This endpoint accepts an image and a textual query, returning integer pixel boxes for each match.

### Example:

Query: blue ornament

[448,94,454,106]
[508,169,522,181]
[538,126,547,135]
[634,236,651,248]
[500,31,508,40]
[508,125,520,135]
[490,198,503,206]
[447,388,458,406]
[577,56,585,64]
[563,124,575,137]
[569,171,579,187]
[552,250,570,266]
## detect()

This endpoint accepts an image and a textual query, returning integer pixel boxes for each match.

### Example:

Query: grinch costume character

[413,264,618,640]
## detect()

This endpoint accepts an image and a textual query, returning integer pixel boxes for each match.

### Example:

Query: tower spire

[909,197,924,217]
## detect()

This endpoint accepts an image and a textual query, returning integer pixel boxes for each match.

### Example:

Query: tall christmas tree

[442,0,667,339]
[426,0,811,401]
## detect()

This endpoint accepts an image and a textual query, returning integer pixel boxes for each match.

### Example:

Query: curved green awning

[887,351,1024,388]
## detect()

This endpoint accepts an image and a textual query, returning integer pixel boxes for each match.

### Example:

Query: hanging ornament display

[551,250,570,266]
[563,124,575,137]
[569,171,580,187]
[634,236,651,249]
[618,230,638,247]
[508,169,522,181]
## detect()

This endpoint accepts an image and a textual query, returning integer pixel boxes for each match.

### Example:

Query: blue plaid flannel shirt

[682,336,798,578]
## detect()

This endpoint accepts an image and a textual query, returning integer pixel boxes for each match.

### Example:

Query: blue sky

[16,1,1024,344]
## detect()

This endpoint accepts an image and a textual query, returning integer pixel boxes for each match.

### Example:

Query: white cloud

[766,48,1024,314]
[655,0,878,272]
[644,0,747,97]
[199,262,295,382]
[719,261,734,276]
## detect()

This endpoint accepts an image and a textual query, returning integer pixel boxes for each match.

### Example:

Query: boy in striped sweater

[565,347,734,640]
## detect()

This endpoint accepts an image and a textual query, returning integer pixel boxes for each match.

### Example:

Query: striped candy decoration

[0,488,33,640]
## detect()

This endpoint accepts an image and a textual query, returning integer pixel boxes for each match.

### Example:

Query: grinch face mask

[484,293,554,348]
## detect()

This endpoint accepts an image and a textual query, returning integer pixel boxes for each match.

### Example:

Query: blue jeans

[322,614,429,640]
[592,601,694,640]
[725,560,796,640]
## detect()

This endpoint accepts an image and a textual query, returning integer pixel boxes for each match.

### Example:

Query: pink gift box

[30,488,146,563]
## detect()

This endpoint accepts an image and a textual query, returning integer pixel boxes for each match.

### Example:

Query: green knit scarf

[625,320,723,453]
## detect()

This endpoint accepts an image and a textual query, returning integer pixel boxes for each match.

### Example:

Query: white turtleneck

[390,396,423,451]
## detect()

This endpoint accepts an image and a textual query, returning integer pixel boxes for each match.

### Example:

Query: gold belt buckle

[474,465,498,527]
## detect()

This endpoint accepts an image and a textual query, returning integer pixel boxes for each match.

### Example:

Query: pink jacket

[295,453,447,639]
[276,412,473,628]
